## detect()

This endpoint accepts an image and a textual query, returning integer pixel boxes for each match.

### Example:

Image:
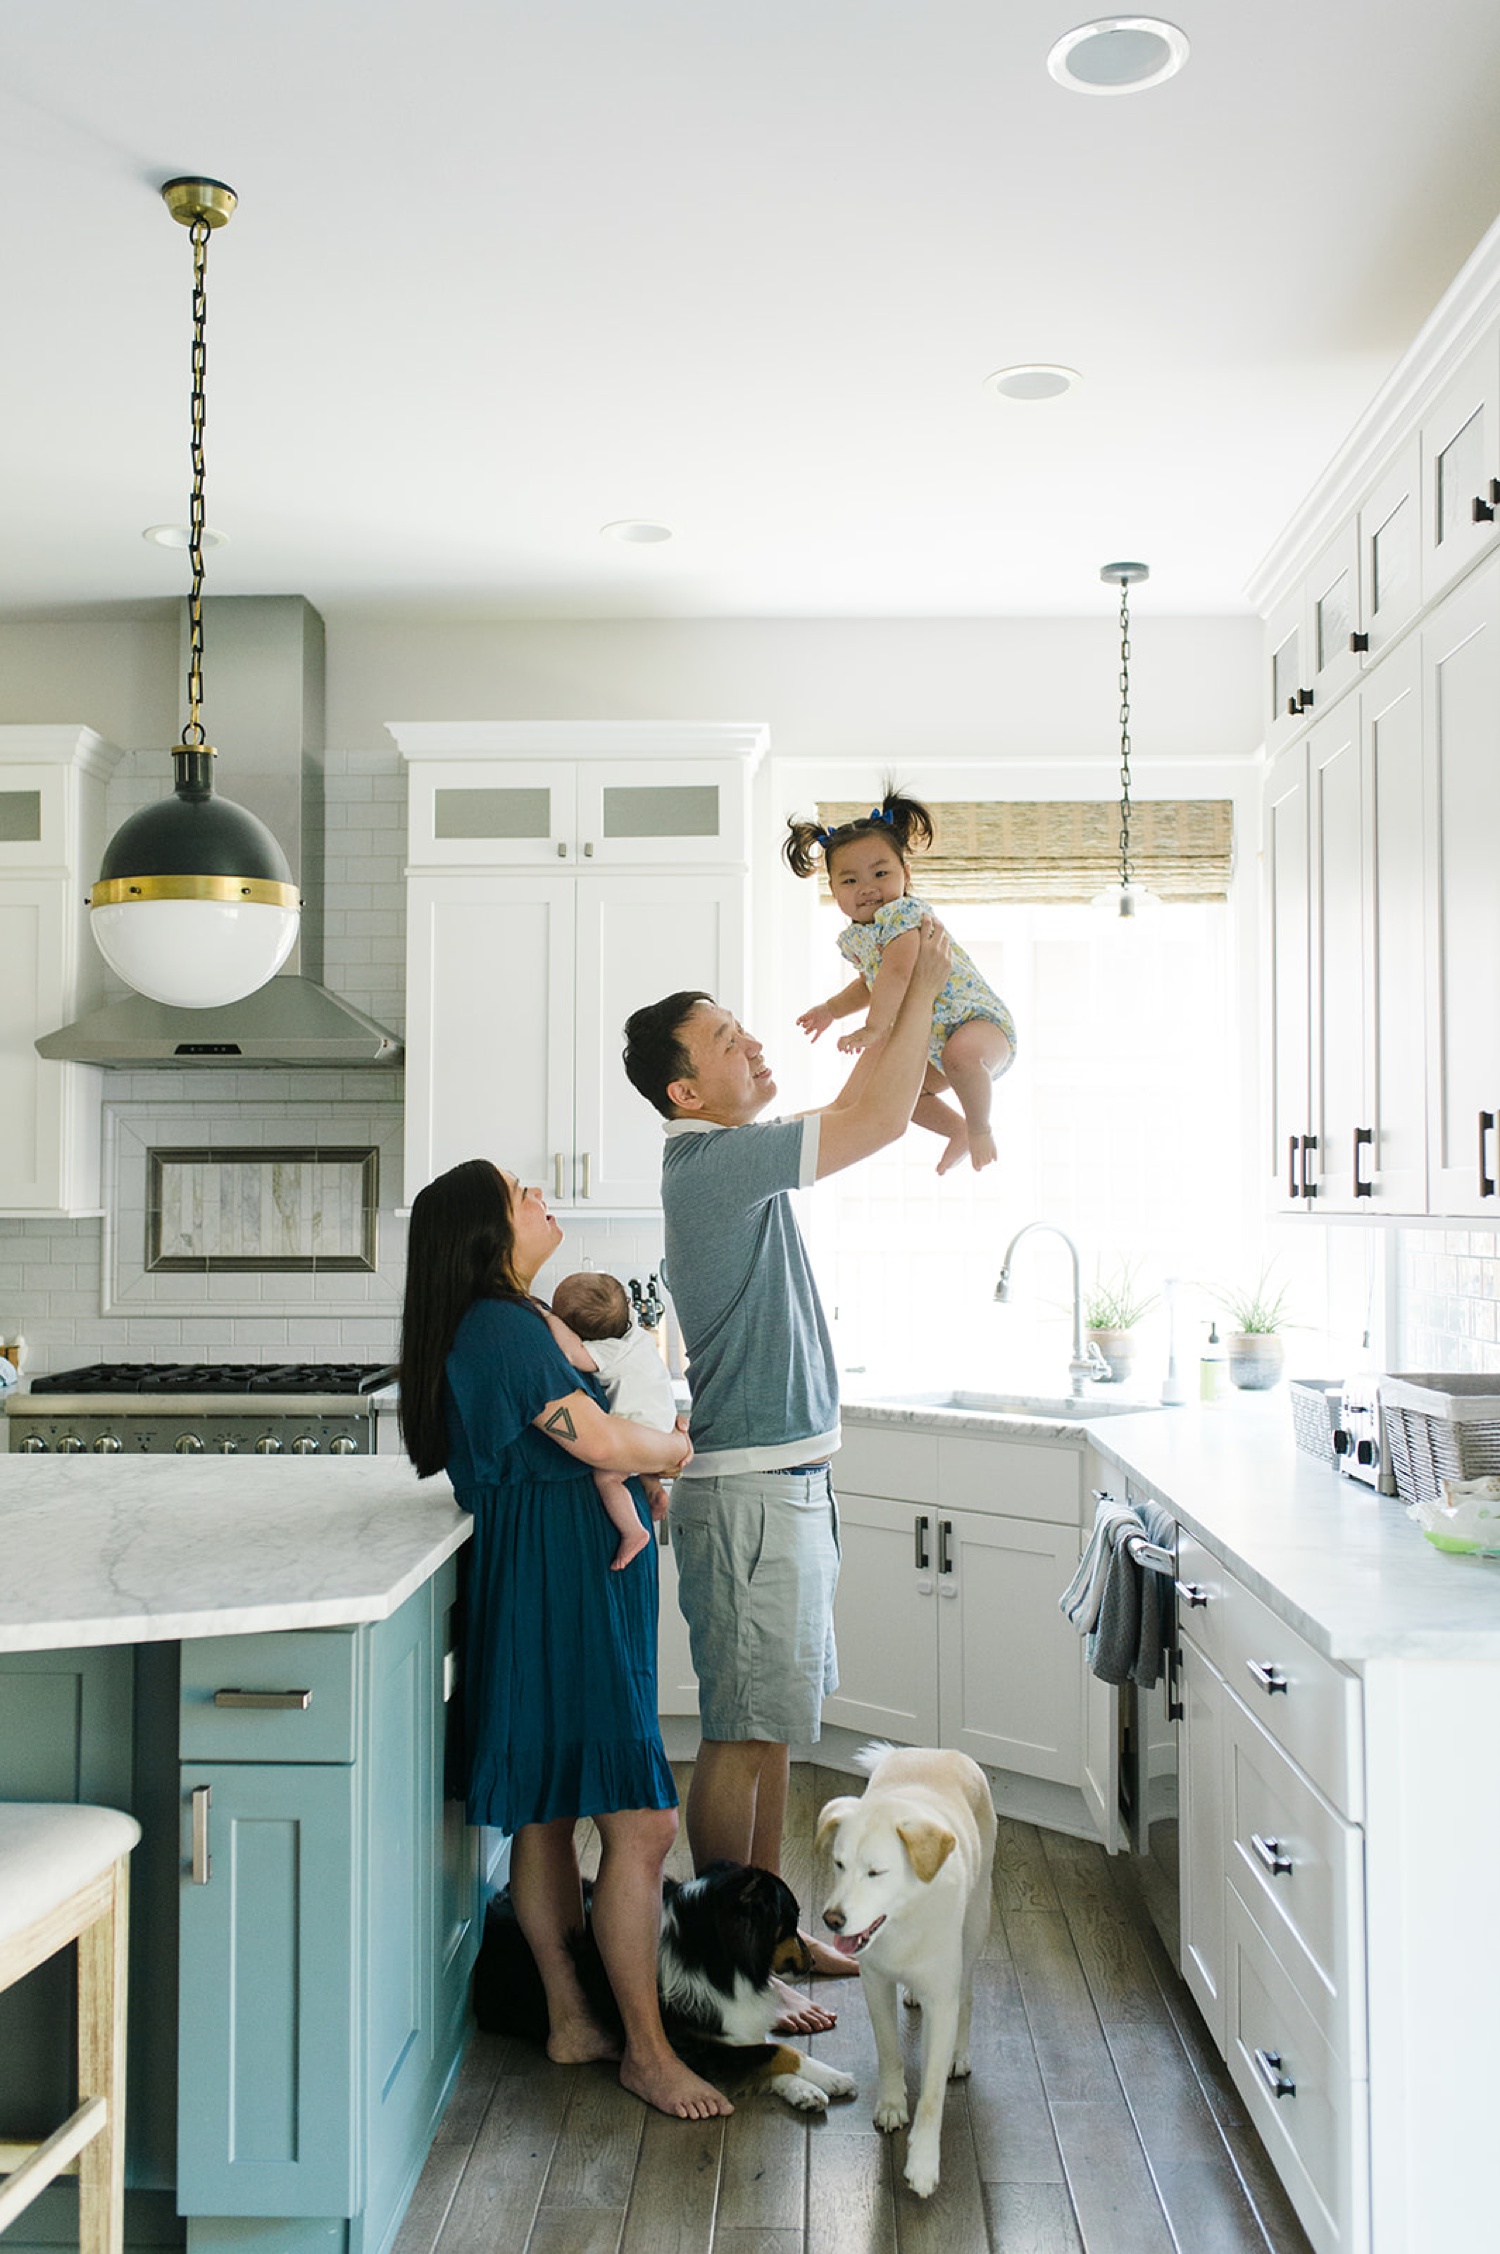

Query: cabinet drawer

[1174,1528,1228,1667]
[1221,1575,1363,1818]
[180,1631,358,1763]
[835,1422,938,1503]
[1225,1694,1366,2069]
[937,1434,1081,1524]
[1226,1881,1370,2254]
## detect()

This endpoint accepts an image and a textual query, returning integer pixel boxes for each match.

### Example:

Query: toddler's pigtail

[879,780,935,858]
[782,814,827,880]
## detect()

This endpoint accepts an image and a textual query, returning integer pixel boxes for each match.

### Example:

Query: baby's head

[552,1270,632,1342]
[782,782,935,923]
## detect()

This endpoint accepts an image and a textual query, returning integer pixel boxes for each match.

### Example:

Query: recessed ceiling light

[601,519,673,544]
[142,523,227,548]
[985,364,1081,402]
[1047,17,1190,95]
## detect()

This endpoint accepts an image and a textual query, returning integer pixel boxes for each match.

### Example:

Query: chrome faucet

[994,1223,1110,1397]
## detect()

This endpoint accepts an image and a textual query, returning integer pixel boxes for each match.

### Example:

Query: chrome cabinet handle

[556,840,568,857]
[583,841,595,857]
[213,1688,312,1710]
[1252,2047,1296,2099]
[191,1784,212,1884]
[1250,1831,1294,1877]
[1354,1125,1373,1197]
[913,1514,930,1570]
[579,1151,592,1199]
[554,1152,566,1199]
[1174,1579,1208,1607]
[1246,1659,1290,1695]
[1480,1111,1496,1199]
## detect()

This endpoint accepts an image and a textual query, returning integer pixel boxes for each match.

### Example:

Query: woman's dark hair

[399,1158,535,1477]
[782,779,935,880]
[622,989,712,1119]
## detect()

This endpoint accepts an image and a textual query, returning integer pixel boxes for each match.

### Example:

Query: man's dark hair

[622,990,712,1119]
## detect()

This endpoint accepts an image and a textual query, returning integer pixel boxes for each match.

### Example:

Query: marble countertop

[841,1386,1500,1665]
[0,1454,471,1653]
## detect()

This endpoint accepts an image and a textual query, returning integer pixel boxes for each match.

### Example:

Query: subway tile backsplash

[1397,1228,1500,1373]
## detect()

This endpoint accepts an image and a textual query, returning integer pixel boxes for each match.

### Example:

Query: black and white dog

[474,1859,857,2112]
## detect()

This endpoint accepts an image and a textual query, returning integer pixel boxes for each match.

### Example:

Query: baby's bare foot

[936,1128,968,1176]
[611,1525,651,1570]
[620,2049,733,2119]
[968,1129,997,1171]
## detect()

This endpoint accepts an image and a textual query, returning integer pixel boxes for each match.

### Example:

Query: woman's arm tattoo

[543,1403,577,1440]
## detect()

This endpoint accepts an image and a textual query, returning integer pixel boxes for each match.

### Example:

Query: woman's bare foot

[610,1522,651,1570]
[936,1125,968,1175]
[803,1933,862,1978]
[968,1128,997,1171]
[546,2012,622,2066]
[770,1973,837,2033]
[620,2048,733,2119]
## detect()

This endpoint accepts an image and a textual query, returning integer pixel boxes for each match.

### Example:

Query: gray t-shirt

[661,1115,839,1476]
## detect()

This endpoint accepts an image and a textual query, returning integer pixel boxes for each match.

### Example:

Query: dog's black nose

[823,1908,845,1932]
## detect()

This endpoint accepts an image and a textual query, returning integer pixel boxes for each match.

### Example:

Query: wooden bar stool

[0,1804,140,2254]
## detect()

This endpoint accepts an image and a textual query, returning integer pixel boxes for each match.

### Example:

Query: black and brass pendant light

[88,178,301,1008]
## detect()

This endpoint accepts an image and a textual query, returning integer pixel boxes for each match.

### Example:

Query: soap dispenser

[1199,1322,1226,1403]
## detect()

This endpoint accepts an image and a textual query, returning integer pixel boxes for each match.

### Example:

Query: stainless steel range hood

[37,597,402,1069]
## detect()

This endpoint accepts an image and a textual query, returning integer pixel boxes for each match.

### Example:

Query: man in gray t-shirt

[623,920,951,2009]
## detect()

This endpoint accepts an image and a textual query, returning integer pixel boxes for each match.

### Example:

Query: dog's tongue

[826,1931,863,1958]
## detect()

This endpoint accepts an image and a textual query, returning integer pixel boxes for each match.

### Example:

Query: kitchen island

[0,1455,475,2254]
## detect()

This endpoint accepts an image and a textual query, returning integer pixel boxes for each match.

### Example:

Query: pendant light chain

[182,213,211,748]
[1117,574,1134,894]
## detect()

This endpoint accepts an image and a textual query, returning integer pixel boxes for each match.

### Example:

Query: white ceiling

[6,0,1500,624]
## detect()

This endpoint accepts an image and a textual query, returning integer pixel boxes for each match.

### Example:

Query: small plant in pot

[1083,1262,1158,1384]
[1209,1267,1293,1391]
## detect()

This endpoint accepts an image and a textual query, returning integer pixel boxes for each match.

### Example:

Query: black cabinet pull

[1288,1135,1301,1199]
[1349,630,1369,652]
[938,1519,953,1574]
[1354,1125,1373,1197]
[1474,494,1496,524]
[914,1514,931,1571]
[1299,1134,1318,1200]
[1481,1111,1496,1199]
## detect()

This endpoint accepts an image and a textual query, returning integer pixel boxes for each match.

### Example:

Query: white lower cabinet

[1179,1538,1368,2254]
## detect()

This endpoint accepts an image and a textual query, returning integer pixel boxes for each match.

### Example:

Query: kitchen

[4,6,1500,2254]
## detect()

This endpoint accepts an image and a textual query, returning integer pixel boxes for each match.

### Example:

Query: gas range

[5,1361,397,1456]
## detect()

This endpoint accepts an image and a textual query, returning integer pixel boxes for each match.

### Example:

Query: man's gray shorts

[668,1466,840,1744]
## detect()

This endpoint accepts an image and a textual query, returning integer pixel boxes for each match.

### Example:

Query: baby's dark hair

[782,779,935,880]
[552,1270,631,1342]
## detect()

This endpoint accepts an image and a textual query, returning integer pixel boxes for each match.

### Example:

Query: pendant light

[1095,559,1158,919]
[89,178,300,1008]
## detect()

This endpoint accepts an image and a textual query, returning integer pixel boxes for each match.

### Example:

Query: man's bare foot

[610,1523,651,1570]
[968,1128,997,1171]
[803,1933,861,1978]
[546,2014,622,2066]
[936,1127,968,1175]
[619,2048,733,2119]
[770,1972,837,2033]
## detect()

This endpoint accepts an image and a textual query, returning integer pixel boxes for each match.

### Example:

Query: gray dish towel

[1060,1492,1177,1687]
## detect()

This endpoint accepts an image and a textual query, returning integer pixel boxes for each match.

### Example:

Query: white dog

[816,1744,996,2198]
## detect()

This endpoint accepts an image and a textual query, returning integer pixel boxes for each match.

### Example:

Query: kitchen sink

[860,1388,1165,1421]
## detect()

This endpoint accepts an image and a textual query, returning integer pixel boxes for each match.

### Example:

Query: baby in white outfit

[546,1270,679,1570]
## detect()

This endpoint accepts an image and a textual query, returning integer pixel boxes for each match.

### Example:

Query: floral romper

[837,893,1017,1073]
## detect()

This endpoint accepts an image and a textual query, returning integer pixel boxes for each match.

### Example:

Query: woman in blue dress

[400,1158,731,2120]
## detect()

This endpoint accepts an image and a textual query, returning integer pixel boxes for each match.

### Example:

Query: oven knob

[329,1436,357,1455]
[58,1436,86,1453]
[255,1434,283,1455]
[93,1435,123,1454]
[174,1434,204,1454]
[1356,1438,1376,1466]
[215,1437,238,1454]
[18,1435,48,1452]
[291,1436,319,1455]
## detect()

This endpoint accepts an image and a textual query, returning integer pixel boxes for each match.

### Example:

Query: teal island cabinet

[0,1455,476,2254]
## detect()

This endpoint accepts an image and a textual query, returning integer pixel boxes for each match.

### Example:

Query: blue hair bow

[868,805,895,825]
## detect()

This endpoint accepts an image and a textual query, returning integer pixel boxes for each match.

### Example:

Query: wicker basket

[1288,1378,1341,1465]
[1378,1374,1500,1504]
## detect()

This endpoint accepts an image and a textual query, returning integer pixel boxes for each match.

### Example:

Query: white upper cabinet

[1263,523,1363,758]
[1419,330,1500,607]
[1356,438,1421,662]
[395,722,765,1209]
[0,726,120,1218]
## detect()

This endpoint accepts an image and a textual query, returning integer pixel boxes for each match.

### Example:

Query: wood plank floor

[394,1765,1314,2254]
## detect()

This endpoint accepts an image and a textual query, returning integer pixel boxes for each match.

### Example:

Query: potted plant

[1210,1266,1293,1390]
[1083,1261,1158,1384]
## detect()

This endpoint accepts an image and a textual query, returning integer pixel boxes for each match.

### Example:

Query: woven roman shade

[814,799,1234,904]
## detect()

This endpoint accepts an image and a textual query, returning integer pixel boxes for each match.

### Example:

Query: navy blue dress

[443,1295,677,1833]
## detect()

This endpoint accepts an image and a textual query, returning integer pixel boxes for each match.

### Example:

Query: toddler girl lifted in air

[786,785,1016,1173]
